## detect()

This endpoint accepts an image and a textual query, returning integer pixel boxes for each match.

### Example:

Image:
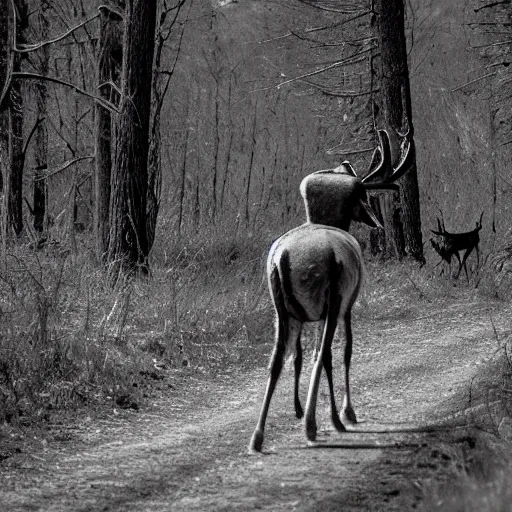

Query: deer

[249,129,414,452]
[430,212,483,282]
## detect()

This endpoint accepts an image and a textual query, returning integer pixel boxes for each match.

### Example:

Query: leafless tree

[372,0,424,262]
[0,0,11,262]
[95,2,123,262]
[107,0,158,273]
[33,0,50,235]
[5,0,28,237]
[147,0,189,250]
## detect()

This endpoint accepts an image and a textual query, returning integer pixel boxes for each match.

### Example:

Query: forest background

[0,0,511,466]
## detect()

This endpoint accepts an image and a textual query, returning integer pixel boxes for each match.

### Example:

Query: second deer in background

[430,212,483,282]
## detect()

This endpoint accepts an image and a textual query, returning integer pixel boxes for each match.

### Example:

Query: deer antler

[434,217,443,234]
[432,210,446,236]
[477,211,483,230]
[362,129,415,190]
[361,130,392,185]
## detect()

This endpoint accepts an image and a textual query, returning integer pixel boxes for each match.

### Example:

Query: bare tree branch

[474,1,511,13]
[248,45,373,95]
[12,72,119,113]
[98,3,125,20]
[33,155,95,181]
[98,79,122,99]
[274,47,373,90]
[311,36,377,48]
[326,145,375,156]
[295,0,366,15]
[451,71,497,92]
[301,78,376,97]
[16,12,100,53]
[23,117,45,155]
[472,38,512,49]
[0,0,16,108]
[253,10,370,44]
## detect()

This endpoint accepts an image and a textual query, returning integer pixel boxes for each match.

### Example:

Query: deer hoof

[249,430,264,453]
[305,420,317,441]
[295,402,304,419]
[340,406,357,425]
[332,414,347,433]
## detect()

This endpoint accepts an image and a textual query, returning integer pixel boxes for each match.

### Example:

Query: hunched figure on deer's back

[249,130,415,452]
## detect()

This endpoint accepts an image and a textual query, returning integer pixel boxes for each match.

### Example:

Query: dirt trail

[1,290,510,511]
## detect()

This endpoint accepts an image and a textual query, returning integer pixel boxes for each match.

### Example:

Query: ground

[1,285,510,511]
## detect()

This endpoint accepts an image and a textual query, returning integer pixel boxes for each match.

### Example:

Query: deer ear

[356,198,383,230]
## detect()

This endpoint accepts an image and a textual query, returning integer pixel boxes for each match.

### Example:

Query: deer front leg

[458,247,474,283]
[454,251,463,279]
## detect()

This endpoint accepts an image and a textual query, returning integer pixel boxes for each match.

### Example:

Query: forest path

[1,288,510,511]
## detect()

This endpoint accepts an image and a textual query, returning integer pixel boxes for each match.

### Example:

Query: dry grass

[0,228,273,426]
[2,226,512,512]
[355,256,512,512]
[1,227,504,426]
[421,431,512,512]
[0,240,147,424]
[419,332,512,511]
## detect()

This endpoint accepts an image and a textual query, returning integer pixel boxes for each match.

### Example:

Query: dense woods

[1,0,509,267]
[0,0,511,508]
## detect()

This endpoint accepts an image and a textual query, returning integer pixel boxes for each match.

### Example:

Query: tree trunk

[0,0,13,114]
[33,0,49,234]
[146,3,165,254]
[9,76,23,235]
[373,0,424,262]
[0,0,14,265]
[0,1,9,195]
[8,0,28,236]
[107,0,157,273]
[95,4,123,262]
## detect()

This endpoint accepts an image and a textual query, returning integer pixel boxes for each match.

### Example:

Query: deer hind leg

[249,267,290,453]
[340,310,357,425]
[322,310,345,434]
[291,319,304,419]
[249,312,289,452]
[304,291,342,442]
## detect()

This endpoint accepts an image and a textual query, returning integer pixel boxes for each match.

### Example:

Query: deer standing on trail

[430,212,483,282]
[249,130,415,452]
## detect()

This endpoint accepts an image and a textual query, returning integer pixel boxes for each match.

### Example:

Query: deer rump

[269,224,363,327]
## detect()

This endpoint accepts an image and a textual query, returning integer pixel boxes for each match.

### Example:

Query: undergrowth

[421,427,512,512]
[0,229,272,427]
[419,319,512,511]
[1,223,512,504]
[359,253,512,512]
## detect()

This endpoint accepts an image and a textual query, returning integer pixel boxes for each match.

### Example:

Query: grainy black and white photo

[1,0,511,510]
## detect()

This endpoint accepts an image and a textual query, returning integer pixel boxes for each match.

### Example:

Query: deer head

[300,130,415,231]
